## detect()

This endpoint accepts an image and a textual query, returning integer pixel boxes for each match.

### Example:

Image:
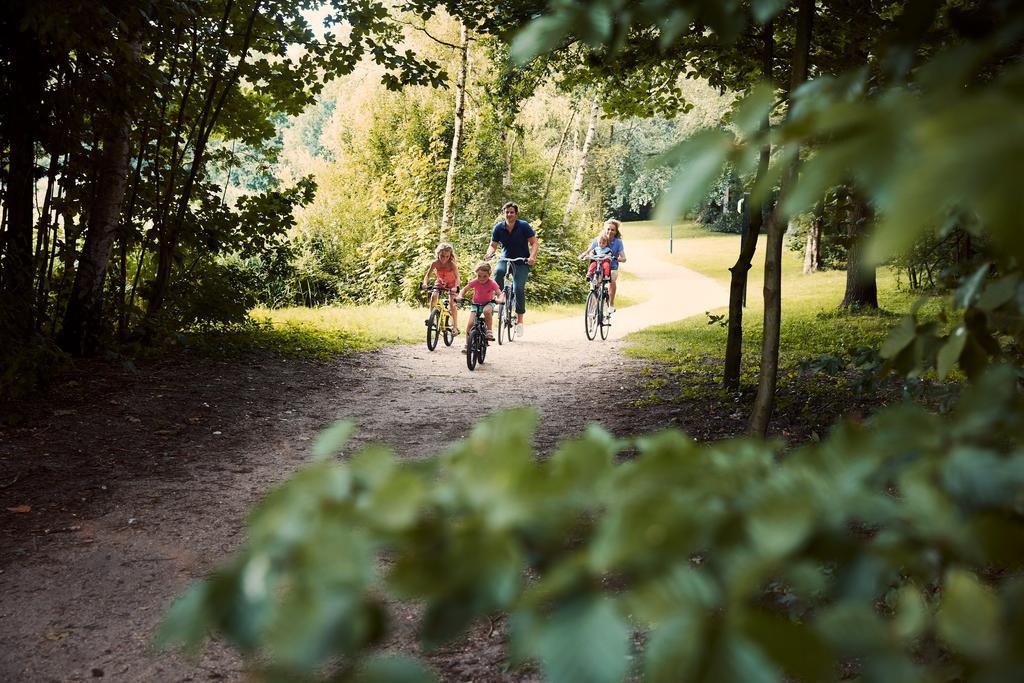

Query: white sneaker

[608,306,616,314]
[515,323,524,338]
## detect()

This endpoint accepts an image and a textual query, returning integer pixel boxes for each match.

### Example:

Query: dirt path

[0,243,726,681]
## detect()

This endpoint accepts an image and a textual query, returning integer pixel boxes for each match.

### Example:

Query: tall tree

[440,23,470,238]
[564,95,599,219]
[803,200,823,274]
[840,190,878,308]
[723,19,775,391]
[748,0,815,437]
[0,3,48,346]
[58,34,140,355]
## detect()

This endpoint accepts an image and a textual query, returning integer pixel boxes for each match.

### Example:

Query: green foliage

[274,63,591,308]
[880,264,1024,381]
[162,368,1024,681]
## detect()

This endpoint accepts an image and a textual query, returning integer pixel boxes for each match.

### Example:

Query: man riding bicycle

[485,202,539,337]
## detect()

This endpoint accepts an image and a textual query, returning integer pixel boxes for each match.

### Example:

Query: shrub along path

[0,241,726,681]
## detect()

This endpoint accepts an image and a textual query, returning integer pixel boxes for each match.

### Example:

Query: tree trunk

[723,20,774,391]
[502,128,515,191]
[440,23,469,239]
[564,97,599,220]
[803,202,822,274]
[1,28,45,346]
[749,0,815,437]
[539,104,577,224]
[58,37,139,355]
[840,191,878,308]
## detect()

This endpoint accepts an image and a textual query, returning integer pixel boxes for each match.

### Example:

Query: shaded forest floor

[0,243,920,681]
[0,342,910,681]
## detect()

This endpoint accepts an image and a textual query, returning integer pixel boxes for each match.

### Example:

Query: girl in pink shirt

[456,261,505,349]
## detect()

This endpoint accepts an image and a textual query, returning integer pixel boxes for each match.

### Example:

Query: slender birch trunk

[564,97,599,220]
[58,36,140,355]
[440,23,469,239]
[803,202,822,274]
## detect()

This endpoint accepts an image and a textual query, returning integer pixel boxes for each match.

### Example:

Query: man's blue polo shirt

[491,219,535,259]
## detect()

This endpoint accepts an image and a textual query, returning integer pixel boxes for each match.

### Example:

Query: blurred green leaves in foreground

[160,365,1024,681]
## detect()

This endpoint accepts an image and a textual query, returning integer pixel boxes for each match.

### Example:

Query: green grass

[621,220,928,381]
[616,219,716,243]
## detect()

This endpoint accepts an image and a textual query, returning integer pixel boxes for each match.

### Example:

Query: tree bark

[840,191,878,308]
[58,37,139,355]
[564,97,599,220]
[749,0,815,437]
[803,202,822,274]
[501,128,515,191]
[723,20,774,391]
[440,23,469,239]
[1,26,45,346]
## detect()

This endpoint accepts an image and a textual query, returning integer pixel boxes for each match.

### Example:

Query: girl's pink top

[466,278,501,305]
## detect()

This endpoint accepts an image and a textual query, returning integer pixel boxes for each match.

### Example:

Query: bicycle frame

[424,285,456,351]
[465,301,491,370]
[584,255,613,341]
[495,256,528,345]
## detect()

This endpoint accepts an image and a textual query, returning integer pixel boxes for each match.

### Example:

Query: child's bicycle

[495,256,529,345]
[583,255,615,341]
[464,301,492,371]
[422,284,457,351]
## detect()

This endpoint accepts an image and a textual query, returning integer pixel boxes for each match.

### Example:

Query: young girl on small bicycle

[421,242,461,334]
[456,261,504,350]
[579,231,613,283]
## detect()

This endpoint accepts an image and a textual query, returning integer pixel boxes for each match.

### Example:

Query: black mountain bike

[465,302,490,371]
[584,255,614,341]
[423,285,456,351]
[496,256,528,345]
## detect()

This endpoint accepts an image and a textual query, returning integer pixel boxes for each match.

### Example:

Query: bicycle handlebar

[581,254,618,261]
[494,256,529,263]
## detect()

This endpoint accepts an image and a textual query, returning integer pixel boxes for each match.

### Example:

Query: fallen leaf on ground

[6,505,31,513]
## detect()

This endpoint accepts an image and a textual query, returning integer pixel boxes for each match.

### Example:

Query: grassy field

[622,220,924,379]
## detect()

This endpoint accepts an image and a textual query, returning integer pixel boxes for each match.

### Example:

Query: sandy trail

[0,241,726,681]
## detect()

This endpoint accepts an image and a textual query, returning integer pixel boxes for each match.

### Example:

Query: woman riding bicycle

[485,202,538,338]
[588,219,626,311]
[421,242,461,335]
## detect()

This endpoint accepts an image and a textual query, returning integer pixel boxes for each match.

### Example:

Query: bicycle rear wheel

[426,309,440,350]
[599,290,610,340]
[585,290,599,340]
[466,329,478,370]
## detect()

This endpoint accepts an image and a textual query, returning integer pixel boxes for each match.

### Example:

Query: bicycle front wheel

[497,302,506,345]
[479,334,487,364]
[506,289,517,342]
[466,329,478,370]
[599,290,610,340]
[585,290,599,340]
[426,309,440,350]
[442,311,454,346]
